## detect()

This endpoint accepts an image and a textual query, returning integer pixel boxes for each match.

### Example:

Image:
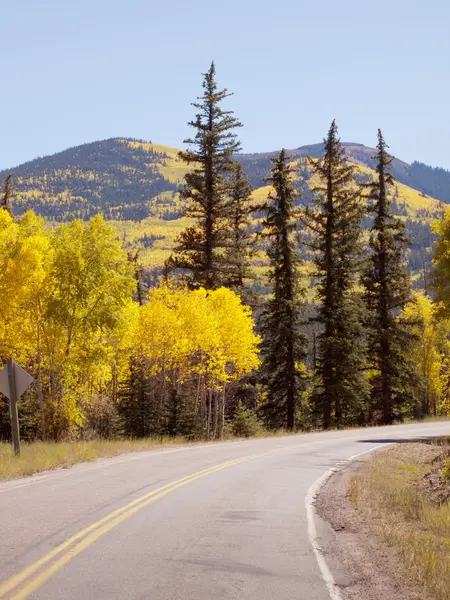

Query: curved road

[0,422,448,600]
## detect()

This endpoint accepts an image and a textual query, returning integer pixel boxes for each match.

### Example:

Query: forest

[1,61,450,442]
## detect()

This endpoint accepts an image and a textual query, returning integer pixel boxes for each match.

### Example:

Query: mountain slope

[295,143,450,203]
[0,137,446,286]
[240,142,450,205]
[1,137,447,221]
[0,139,184,220]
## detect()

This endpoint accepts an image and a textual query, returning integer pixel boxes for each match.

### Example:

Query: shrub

[443,459,450,480]
[230,402,264,438]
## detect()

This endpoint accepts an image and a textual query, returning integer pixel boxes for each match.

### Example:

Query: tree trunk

[220,386,226,440]
[206,390,211,440]
[36,307,46,439]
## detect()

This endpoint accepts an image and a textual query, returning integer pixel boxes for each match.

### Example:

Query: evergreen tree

[260,150,307,430]
[169,62,242,289]
[118,358,158,438]
[128,250,145,306]
[363,129,417,424]
[223,162,255,296]
[2,174,14,215]
[301,120,367,429]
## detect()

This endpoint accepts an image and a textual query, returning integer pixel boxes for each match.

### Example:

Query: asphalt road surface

[0,422,449,600]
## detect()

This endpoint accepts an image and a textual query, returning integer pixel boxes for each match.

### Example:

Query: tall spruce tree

[260,150,307,430]
[362,129,417,424]
[301,120,368,429]
[2,174,13,215]
[169,62,242,290]
[223,162,255,296]
[118,358,158,438]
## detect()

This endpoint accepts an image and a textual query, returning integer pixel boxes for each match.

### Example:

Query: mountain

[0,139,184,221]
[0,137,447,286]
[240,142,450,203]
[1,137,449,222]
[296,143,450,203]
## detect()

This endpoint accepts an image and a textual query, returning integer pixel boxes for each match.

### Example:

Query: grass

[0,437,187,482]
[0,428,303,482]
[404,414,450,424]
[348,443,450,600]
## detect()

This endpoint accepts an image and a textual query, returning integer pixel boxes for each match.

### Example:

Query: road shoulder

[314,455,429,600]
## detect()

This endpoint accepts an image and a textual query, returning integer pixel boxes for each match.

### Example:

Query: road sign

[0,361,34,400]
[0,359,34,456]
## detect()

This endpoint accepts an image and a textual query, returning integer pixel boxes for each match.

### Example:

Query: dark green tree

[362,129,417,424]
[260,150,308,430]
[169,62,242,289]
[2,174,14,215]
[128,250,145,306]
[301,120,368,429]
[118,358,158,437]
[223,162,255,296]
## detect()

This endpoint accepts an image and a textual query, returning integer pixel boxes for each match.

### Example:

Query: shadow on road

[358,436,450,445]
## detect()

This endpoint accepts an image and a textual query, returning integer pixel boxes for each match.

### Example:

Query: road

[0,422,448,600]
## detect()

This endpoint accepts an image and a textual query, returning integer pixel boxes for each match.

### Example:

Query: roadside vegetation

[349,442,450,600]
[0,437,187,481]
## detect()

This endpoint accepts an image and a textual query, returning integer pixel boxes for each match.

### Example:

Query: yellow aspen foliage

[0,210,139,439]
[0,210,53,364]
[202,287,260,381]
[432,207,450,319]
[108,299,140,384]
[401,292,450,416]
[137,284,260,389]
[43,216,136,437]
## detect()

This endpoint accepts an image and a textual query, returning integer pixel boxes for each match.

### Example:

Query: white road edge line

[305,443,395,600]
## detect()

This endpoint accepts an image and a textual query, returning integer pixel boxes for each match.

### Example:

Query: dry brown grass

[0,437,186,481]
[348,443,450,600]
[0,429,303,482]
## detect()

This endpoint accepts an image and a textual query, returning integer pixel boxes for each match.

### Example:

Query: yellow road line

[1,439,330,600]
[0,455,254,598]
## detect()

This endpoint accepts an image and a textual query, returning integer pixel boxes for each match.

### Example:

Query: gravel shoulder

[314,453,430,600]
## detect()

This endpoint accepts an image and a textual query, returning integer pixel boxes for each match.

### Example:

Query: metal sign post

[7,359,20,456]
[0,359,34,457]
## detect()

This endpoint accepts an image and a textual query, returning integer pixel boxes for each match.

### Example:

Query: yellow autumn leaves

[0,209,260,439]
[402,292,450,416]
[137,285,260,387]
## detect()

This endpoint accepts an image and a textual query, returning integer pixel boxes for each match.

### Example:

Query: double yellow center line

[0,440,328,600]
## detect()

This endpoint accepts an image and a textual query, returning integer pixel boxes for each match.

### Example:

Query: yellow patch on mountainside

[307,161,443,218]
[118,139,191,184]
[118,139,181,157]
[353,163,443,215]
[114,217,194,268]
[116,158,443,271]
[251,185,273,206]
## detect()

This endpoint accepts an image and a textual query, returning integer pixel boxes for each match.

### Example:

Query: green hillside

[1,137,446,285]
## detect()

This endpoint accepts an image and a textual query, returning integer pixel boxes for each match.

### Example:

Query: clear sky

[2,0,449,170]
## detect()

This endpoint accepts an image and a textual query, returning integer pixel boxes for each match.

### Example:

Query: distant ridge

[0,137,449,221]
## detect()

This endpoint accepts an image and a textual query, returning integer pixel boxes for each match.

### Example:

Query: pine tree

[169,62,242,290]
[223,162,255,296]
[301,120,367,429]
[260,150,307,430]
[118,358,158,437]
[363,129,417,424]
[2,174,14,215]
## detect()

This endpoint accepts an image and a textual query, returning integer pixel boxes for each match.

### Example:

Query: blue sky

[1,0,449,170]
